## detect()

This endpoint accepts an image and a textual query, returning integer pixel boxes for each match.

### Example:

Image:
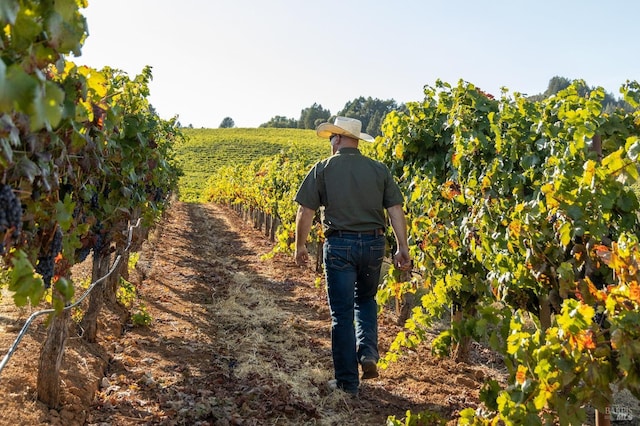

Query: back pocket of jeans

[325,245,350,270]
[368,244,385,270]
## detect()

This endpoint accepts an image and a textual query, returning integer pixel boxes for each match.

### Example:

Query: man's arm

[294,205,315,265]
[387,204,411,270]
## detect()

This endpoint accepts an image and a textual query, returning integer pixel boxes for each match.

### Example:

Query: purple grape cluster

[36,226,63,289]
[0,184,23,254]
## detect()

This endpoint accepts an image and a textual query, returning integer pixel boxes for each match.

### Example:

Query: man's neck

[332,137,359,154]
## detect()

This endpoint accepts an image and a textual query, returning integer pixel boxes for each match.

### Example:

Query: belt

[325,228,384,237]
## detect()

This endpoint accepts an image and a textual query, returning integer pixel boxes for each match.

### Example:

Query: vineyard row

[1,1,182,408]
[205,79,640,425]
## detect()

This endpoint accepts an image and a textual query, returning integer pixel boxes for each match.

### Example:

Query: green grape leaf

[41,80,65,129]
[9,250,44,307]
[4,64,37,113]
[565,204,583,221]
[54,277,75,305]
[55,195,75,231]
[53,0,78,20]
[616,194,636,213]
[25,80,65,131]
[45,8,84,54]
[13,6,42,44]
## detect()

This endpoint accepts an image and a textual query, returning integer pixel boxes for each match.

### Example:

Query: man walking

[294,116,411,395]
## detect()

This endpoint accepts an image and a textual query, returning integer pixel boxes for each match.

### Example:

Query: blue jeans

[323,233,385,393]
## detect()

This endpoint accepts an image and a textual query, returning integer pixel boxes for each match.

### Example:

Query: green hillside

[176,128,329,202]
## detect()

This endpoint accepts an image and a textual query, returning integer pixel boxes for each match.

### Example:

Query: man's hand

[295,245,309,266]
[393,247,411,271]
[294,205,315,266]
[387,204,411,271]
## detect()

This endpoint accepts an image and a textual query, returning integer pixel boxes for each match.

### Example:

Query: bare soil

[0,201,561,425]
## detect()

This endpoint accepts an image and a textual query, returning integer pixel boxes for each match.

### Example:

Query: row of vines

[0,0,181,408]
[205,79,640,425]
[202,142,325,257]
[378,79,640,425]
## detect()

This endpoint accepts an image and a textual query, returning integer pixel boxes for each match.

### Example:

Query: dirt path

[0,201,502,425]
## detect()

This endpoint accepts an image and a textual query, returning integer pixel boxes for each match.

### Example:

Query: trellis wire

[0,218,142,378]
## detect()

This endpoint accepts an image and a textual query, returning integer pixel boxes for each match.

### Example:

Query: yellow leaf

[509,220,522,238]
[559,222,571,247]
[482,175,491,190]
[582,160,596,187]
[546,194,560,209]
[410,185,422,203]
[452,151,460,168]
[394,143,404,159]
[516,365,527,385]
[534,382,559,410]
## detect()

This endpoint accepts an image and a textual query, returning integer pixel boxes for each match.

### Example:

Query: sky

[74,0,640,129]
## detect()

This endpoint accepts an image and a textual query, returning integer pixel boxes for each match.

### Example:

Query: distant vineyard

[176,128,328,202]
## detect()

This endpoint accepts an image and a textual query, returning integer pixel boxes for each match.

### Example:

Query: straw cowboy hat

[316,116,375,142]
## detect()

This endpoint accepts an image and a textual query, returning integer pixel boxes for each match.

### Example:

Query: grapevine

[204,145,323,256]
[376,79,640,424]
[203,79,640,424]
[0,0,183,407]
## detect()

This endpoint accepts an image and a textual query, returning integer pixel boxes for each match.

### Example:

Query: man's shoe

[327,379,358,396]
[361,357,379,379]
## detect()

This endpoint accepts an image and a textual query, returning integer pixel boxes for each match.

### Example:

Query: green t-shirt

[294,147,404,232]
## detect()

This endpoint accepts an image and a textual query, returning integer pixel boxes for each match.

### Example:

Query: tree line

[258,96,399,138]
[529,76,634,113]
[216,76,634,134]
